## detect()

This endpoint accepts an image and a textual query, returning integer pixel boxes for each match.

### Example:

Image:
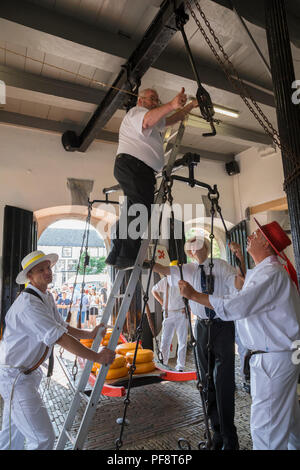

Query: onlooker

[56,291,71,321]
[89,288,100,328]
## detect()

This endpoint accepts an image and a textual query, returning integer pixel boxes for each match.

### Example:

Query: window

[62,247,72,258]
[55,259,66,273]
[89,247,98,257]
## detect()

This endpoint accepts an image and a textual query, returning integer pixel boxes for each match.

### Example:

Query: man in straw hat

[0,250,115,450]
[152,237,244,450]
[151,260,189,372]
[178,220,300,450]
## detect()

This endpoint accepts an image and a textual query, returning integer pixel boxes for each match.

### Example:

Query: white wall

[233,147,285,224]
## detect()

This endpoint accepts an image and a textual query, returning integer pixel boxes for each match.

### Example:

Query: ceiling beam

[0,65,105,111]
[0,110,233,163]
[0,0,275,108]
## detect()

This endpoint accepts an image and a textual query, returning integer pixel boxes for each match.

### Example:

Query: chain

[186,0,300,189]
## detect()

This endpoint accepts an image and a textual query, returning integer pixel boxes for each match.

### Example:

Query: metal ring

[178,438,192,450]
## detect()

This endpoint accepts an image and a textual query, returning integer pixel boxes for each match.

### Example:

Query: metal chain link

[186,0,300,189]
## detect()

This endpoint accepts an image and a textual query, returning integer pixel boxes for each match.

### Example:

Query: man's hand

[178,280,196,300]
[96,347,115,365]
[88,323,106,340]
[171,87,187,110]
[229,242,243,260]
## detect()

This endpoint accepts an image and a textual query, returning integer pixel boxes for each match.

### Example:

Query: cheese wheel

[116,342,142,356]
[80,339,93,348]
[126,349,154,364]
[127,361,156,374]
[101,337,122,346]
[105,366,128,380]
[91,362,100,373]
[109,354,126,369]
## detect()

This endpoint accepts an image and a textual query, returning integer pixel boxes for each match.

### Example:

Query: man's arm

[143,88,188,129]
[228,242,246,290]
[56,332,115,365]
[152,263,171,276]
[178,280,213,309]
[152,290,163,306]
[165,99,198,126]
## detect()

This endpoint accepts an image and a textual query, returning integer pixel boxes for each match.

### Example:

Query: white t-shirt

[0,284,68,369]
[169,258,237,319]
[209,255,300,352]
[117,106,166,172]
[152,276,185,312]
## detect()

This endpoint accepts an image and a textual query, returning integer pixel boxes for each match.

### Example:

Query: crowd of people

[49,283,108,328]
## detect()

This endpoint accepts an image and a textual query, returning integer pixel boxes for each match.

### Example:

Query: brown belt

[23,346,50,375]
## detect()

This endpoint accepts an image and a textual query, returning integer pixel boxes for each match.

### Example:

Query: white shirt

[209,255,300,351]
[0,284,68,369]
[117,106,166,172]
[152,276,185,312]
[169,258,237,319]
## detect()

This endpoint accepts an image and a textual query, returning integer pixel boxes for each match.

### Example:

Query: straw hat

[169,260,178,266]
[16,250,58,285]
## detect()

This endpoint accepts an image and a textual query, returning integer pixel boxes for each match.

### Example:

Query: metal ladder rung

[64,429,76,446]
[164,130,178,142]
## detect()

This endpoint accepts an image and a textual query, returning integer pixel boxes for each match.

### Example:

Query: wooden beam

[248,196,288,215]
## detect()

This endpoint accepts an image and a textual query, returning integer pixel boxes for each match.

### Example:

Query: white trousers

[0,367,55,450]
[250,351,300,450]
[160,310,188,371]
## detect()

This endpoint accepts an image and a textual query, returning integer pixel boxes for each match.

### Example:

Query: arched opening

[34,205,117,328]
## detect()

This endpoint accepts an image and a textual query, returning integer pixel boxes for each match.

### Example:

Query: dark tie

[199,265,216,320]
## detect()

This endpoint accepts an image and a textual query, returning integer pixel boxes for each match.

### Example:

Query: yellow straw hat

[169,260,178,266]
[16,250,58,285]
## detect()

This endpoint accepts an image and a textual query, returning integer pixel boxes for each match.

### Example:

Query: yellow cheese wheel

[109,354,126,369]
[91,362,100,373]
[105,366,128,380]
[101,337,122,346]
[80,339,93,348]
[127,361,156,374]
[126,349,154,364]
[116,342,142,356]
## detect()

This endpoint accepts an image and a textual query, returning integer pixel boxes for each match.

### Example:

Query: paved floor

[0,344,253,451]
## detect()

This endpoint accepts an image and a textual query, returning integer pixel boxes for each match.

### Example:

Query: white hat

[16,250,58,285]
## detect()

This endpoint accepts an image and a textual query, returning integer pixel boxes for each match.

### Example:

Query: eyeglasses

[142,95,161,105]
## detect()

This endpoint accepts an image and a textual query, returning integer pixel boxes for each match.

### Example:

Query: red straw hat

[254,218,298,289]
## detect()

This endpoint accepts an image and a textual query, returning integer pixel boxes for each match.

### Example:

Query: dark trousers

[108,153,156,260]
[195,318,238,447]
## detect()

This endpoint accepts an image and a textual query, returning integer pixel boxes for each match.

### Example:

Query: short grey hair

[138,88,157,99]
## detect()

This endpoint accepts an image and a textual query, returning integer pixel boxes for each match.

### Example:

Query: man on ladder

[105,87,199,270]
